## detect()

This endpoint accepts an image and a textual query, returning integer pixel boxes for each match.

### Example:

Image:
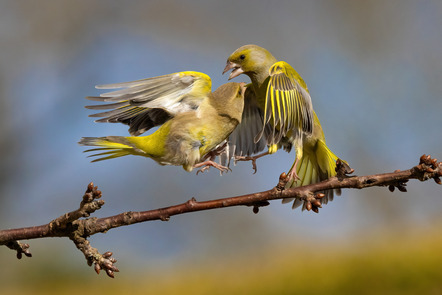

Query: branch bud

[94,263,101,274]
[316,193,326,199]
[398,186,407,192]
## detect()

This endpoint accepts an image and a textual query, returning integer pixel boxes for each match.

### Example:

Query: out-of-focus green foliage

[2,224,442,294]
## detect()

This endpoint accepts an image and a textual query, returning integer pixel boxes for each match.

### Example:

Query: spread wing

[86,71,212,136]
[256,61,314,145]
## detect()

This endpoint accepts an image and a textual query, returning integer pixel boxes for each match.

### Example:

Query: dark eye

[239,54,245,60]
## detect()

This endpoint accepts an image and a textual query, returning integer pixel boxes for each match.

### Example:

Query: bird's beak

[223,61,244,80]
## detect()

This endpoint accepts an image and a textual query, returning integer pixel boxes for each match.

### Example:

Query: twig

[0,154,440,278]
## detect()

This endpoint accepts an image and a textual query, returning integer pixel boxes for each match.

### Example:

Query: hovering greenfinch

[223,45,349,208]
[80,71,246,172]
[223,45,313,176]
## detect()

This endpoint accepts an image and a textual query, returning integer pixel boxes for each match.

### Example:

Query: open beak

[223,61,244,80]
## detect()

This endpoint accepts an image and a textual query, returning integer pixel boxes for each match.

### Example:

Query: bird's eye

[239,54,245,60]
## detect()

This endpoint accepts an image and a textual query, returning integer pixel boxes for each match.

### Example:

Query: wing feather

[85,71,212,136]
[258,61,314,146]
[220,88,270,166]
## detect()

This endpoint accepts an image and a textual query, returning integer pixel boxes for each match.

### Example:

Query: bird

[222,44,349,209]
[79,71,246,173]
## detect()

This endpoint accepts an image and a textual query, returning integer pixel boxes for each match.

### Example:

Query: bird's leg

[287,157,301,182]
[287,143,303,182]
[200,142,228,162]
[234,151,269,174]
[197,142,229,173]
[194,160,231,175]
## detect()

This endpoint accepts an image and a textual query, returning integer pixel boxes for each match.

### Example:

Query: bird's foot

[194,160,231,175]
[234,151,269,174]
[287,166,301,182]
[201,142,228,162]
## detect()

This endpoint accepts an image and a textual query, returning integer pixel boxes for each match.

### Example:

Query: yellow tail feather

[284,140,347,209]
[79,136,141,162]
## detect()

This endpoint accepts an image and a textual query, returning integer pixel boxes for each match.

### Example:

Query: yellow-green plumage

[80,72,245,172]
[282,112,346,209]
[223,45,313,159]
[85,71,213,136]
[223,44,348,208]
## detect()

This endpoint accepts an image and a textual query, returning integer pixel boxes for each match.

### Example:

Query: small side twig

[65,184,118,278]
[6,241,32,259]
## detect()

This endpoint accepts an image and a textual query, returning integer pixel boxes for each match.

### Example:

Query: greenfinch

[223,45,314,176]
[80,71,246,172]
[223,45,349,208]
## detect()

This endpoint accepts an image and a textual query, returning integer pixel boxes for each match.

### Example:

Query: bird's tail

[283,140,349,210]
[79,136,144,162]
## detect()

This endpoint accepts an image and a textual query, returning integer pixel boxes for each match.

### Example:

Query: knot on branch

[416,154,442,184]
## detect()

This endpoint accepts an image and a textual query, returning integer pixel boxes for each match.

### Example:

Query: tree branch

[0,154,440,278]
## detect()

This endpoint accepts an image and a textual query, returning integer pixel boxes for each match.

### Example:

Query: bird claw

[234,156,258,174]
[194,160,231,175]
[233,151,269,174]
[286,168,300,182]
[196,166,211,175]
[201,142,228,163]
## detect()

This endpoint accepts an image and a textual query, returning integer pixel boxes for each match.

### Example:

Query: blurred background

[1,0,441,294]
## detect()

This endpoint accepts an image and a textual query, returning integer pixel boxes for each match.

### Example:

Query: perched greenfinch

[223,45,349,208]
[79,71,246,172]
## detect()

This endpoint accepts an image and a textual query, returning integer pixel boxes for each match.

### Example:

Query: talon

[202,142,229,162]
[196,166,210,175]
[194,160,230,174]
[235,156,257,173]
[234,151,269,174]
[287,169,300,182]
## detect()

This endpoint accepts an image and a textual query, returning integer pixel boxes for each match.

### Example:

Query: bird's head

[222,44,277,81]
[211,82,246,123]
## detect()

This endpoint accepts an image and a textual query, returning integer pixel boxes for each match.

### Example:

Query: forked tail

[79,136,143,162]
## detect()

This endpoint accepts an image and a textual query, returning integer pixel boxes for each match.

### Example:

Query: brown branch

[0,154,440,278]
